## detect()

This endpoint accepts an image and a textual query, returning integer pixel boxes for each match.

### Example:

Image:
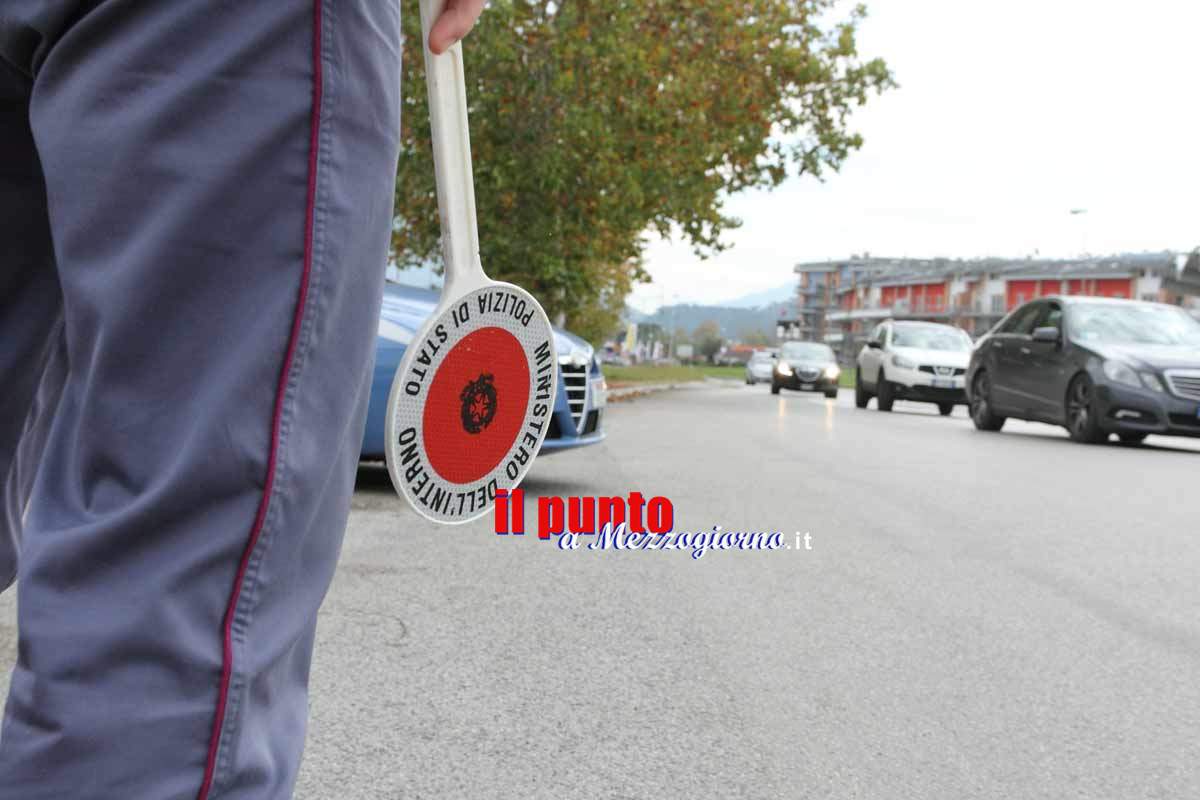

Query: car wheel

[969,371,1006,432]
[854,368,871,409]
[938,402,955,417]
[1118,432,1148,445]
[746,377,753,385]
[825,388,839,399]
[876,370,894,412]
[1066,373,1109,444]
[770,381,781,395]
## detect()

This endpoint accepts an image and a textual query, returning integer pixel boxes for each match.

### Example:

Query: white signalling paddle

[385,0,558,523]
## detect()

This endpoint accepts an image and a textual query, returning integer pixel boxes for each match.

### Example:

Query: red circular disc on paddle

[385,282,557,524]
[421,326,530,484]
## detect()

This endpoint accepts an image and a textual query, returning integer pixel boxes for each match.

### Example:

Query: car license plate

[932,378,956,388]
[800,383,815,390]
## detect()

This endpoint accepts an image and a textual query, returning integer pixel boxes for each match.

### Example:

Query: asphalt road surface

[2,382,1198,798]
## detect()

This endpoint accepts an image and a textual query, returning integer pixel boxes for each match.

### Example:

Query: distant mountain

[630,301,793,341]
[389,272,794,343]
[617,282,797,342]
[722,282,797,309]
[622,304,650,324]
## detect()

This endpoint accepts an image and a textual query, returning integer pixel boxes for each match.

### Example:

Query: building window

[990,296,1004,313]
[1141,293,1158,303]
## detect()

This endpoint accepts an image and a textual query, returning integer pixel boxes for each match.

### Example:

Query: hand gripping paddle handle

[418,0,486,295]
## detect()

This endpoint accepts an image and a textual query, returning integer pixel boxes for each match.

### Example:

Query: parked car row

[759,296,1200,446]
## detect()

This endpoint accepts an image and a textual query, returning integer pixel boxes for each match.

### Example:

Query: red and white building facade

[790,252,1200,363]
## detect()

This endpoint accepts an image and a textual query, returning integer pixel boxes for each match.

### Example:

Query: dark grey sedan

[966,296,1200,444]
[771,341,840,398]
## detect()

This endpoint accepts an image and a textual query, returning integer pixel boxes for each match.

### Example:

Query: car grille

[796,367,821,381]
[1165,370,1200,401]
[918,366,966,376]
[560,361,589,432]
[1168,413,1200,429]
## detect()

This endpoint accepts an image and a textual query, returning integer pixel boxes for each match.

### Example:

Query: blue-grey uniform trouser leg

[0,2,401,797]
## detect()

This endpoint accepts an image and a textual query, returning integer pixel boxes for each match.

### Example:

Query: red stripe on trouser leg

[195,2,323,798]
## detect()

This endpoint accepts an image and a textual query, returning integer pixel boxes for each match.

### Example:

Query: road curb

[607,376,742,403]
[606,382,678,402]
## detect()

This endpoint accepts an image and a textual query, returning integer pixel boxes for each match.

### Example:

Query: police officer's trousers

[0,2,401,796]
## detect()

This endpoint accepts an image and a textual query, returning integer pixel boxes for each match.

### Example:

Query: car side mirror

[867,339,883,350]
[1031,326,1060,344]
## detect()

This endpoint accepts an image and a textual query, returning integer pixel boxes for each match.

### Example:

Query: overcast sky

[628,0,1199,312]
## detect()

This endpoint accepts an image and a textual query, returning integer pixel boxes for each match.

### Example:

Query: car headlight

[892,354,916,370]
[1139,372,1165,393]
[823,365,841,380]
[590,376,607,408]
[1102,360,1141,388]
[777,362,793,376]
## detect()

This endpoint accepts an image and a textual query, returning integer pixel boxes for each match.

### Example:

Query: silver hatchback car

[745,349,777,384]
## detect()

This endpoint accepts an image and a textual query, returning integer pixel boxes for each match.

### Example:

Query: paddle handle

[418,0,485,292]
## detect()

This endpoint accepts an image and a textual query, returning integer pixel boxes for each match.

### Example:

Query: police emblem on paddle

[385,0,557,523]
[460,374,497,433]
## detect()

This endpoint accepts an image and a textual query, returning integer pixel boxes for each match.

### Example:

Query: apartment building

[790,252,1200,363]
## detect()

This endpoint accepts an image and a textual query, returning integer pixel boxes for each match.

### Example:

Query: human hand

[428,0,486,54]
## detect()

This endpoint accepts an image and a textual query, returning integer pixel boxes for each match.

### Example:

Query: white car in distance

[744,350,777,384]
[855,320,973,416]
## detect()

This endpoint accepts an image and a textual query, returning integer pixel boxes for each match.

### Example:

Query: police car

[361,284,606,459]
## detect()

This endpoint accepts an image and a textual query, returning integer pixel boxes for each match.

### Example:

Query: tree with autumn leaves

[393,0,893,343]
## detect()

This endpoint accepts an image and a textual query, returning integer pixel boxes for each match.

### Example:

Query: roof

[794,252,1182,284]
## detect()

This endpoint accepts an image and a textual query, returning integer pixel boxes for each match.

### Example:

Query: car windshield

[891,326,971,351]
[781,342,834,361]
[1070,303,1200,346]
[750,352,773,363]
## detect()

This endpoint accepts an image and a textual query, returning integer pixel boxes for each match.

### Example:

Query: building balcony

[826,307,892,322]
[827,299,1002,322]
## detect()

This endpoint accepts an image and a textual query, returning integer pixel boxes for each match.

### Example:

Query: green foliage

[740,329,771,346]
[603,364,744,384]
[602,363,855,386]
[556,259,633,343]
[693,319,724,363]
[635,322,664,344]
[394,0,893,339]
